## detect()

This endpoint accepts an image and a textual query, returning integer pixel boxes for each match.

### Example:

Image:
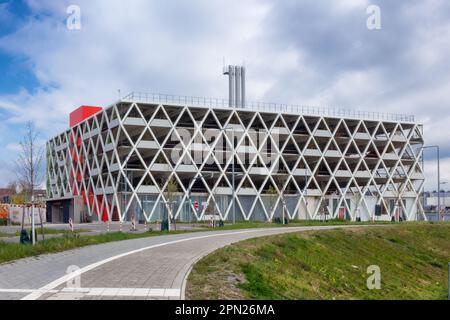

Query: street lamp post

[421,146,441,221]
[438,147,441,220]
[439,182,448,221]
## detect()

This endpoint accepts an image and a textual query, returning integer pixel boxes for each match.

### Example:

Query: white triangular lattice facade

[46,94,425,222]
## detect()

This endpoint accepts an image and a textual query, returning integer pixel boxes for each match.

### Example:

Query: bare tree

[6,181,18,195]
[14,122,44,239]
[15,121,44,201]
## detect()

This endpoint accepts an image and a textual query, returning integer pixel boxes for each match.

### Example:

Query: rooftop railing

[121,92,416,123]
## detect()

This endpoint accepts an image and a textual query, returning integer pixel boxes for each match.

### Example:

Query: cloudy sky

[0,0,449,190]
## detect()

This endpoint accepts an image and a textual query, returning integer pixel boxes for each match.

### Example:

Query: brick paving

[0,225,370,300]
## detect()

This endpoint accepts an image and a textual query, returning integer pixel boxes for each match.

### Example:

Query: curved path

[0,225,371,300]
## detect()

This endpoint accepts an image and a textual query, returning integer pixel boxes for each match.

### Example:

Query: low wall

[5,205,47,225]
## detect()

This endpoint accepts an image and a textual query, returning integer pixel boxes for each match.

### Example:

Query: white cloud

[0,0,450,189]
[333,0,370,13]
[423,158,450,191]
[0,0,277,135]
[307,70,385,107]
[6,143,21,152]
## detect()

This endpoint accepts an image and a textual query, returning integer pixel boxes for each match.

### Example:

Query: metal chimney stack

[241,66,246,108]
[223,65,246,108]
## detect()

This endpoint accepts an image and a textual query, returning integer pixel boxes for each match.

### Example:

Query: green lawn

[186,223,450,300]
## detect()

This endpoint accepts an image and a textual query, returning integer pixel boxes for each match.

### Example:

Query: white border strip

[0,289,58,294]
[1,288,179,298]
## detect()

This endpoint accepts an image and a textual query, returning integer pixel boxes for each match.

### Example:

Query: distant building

[0,188,46,205]
[0,189,11,204]
[424,191,450,210]
[33,190,47,204]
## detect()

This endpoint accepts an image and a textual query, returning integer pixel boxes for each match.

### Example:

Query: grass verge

[186,223,450,300]
[0,228,91,238]
[0,229,193,264]
[215,219,392,231]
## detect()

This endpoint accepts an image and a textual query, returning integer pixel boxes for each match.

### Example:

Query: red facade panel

[69,105,102,218]
[70,106,103,128]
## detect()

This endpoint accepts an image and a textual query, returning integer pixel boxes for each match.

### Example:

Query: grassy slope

[186,223,450,300]
[216,220,390,230]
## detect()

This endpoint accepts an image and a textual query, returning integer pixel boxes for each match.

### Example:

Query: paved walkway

[0,225,372,300]
[0,222,204,243]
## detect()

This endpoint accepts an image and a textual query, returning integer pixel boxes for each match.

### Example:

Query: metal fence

[424,213,450,222]
[122,92,416,123]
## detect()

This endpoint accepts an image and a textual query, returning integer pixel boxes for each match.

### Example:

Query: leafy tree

[11,192,26,205]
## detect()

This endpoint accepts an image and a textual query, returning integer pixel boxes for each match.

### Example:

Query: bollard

[144,220,147,232]
[107,221,110,233]
[69,218,74,233]
[119,221,122,232]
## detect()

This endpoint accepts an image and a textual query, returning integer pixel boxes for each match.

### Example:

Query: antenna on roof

[118,89,121,100]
